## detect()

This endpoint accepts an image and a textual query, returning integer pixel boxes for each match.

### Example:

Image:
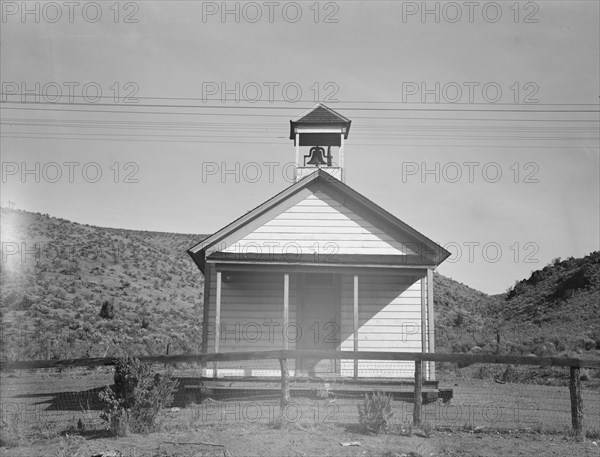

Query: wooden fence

[2,350,598,440]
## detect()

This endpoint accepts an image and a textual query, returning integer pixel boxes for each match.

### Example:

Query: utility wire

[4,135,594,148]
[5,129,597,141]
[1,100,599,113]
[2,106,598,122]
[1,93,598,106]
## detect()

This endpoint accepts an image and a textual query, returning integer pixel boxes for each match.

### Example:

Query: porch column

[427,268,435,381]
[339,133,345,182]
[420,274,427,379]
[353,274,359,380]
[201,263,212,377]
[295,133,300,182]
[214,271,222,379]
[283,273,289,350]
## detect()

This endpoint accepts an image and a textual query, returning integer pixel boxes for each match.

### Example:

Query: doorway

[297,272,340,376]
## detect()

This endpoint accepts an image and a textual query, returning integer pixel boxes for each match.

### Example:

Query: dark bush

[99,300,115,319]
[575,336,595,351]
[18,295,33,311]
[99,356,179,436]
[501,365,518,383]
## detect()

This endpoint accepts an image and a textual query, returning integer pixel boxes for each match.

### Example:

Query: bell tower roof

[289,103,351,140]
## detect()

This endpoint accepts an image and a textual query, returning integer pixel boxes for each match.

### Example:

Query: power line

[3,134,596,149]
[1,100,599,113]
[1,93,598,107]
[2,106,598,122]
[3,94,600,106]
[5,130,597,142]
[4,118,597,131]
[5,120,597,132]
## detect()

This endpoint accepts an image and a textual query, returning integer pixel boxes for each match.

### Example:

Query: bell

[306,146,327,166]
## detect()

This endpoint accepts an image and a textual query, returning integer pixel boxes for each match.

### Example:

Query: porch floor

[184,377,452,403]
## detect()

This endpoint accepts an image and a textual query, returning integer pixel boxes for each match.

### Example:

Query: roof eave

[187,248,206,274]
[289,121,351,141]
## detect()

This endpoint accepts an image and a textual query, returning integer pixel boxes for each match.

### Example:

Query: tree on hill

[99,300,115,319]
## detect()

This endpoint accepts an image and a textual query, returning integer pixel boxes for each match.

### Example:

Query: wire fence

[1,352,599,441]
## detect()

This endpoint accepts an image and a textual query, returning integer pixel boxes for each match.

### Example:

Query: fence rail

[2,350,598,440]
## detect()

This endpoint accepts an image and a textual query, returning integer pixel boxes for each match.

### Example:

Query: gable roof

[289,103,352,140]
[188,170,450,273]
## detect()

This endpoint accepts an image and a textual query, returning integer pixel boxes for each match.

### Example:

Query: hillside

[0,208,208,360]
[433,272,497,352]
[498,252,600,354]
[1,208,598,363]
[434,252,600,358]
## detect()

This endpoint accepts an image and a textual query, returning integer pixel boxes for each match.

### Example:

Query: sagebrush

[99,355,179,436]
[357,391,393,434]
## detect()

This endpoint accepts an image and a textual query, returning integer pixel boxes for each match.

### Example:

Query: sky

[1,0,599,294]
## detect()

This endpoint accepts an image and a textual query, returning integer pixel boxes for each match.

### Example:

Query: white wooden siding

[340,274,426,378]
[220,190,417,256]
[206,271,297,376]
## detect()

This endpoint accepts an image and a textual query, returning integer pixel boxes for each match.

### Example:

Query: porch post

[214,271,222,379]
[420,274,427,379]
[201,263,211,377]
[283,273,289,350]
[427,268,435,381]
[339,133,345,182]
[295,133,300,182]
[353,274,359,380]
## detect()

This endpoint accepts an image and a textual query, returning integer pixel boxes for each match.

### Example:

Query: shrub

[474,364,495,379]
[501,364,519,383]
[2,291,21,309]
[0,410,23,447]
[99,356,179,436]
[99,300,115,319]
[451,341,472,354]
[357,391,393,434]
[574,336,595,351]
[18,295,34,311]
[549,336,566,352]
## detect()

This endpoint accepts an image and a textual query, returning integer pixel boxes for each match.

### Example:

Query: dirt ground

[2,368,600,456]
[2,421,600,457]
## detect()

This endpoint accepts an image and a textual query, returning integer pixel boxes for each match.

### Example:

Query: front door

[297,273,339,376]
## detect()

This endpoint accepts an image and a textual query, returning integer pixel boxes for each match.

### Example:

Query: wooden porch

[184,376,452,404]
[204,264,438,381]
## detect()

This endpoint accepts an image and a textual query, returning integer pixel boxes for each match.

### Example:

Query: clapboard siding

[221,191,417,256]
[206,270,298,373]
[337,318,422,326]
[339,274,426,378]
[254,225,390,234]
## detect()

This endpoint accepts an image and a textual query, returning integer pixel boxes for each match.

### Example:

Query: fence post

[413,360,422,427]
[280,358,290,419]
[569,365,584,440]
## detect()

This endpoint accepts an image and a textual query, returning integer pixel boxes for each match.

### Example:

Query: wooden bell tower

[289,103,351,182]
